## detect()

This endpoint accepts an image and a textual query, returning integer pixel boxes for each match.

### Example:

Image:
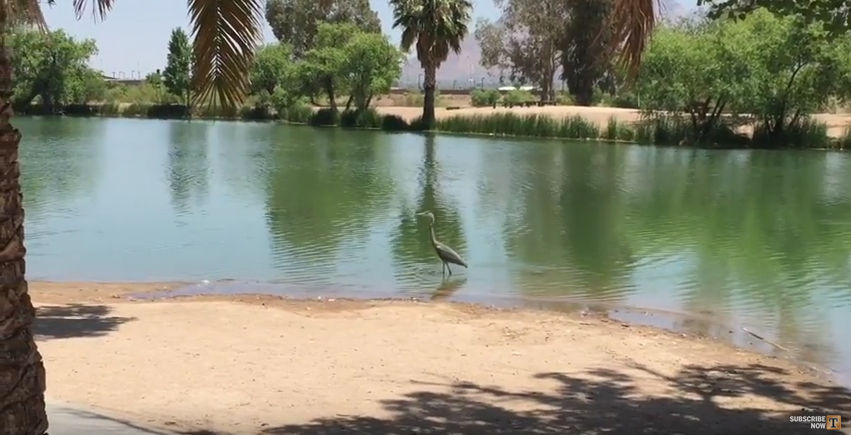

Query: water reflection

[166,121,209,215]
[15,117,851,385]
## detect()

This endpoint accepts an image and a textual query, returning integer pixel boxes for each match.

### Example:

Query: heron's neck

[429,223,438,246]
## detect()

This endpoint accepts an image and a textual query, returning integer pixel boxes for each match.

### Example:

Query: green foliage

[697,0,850,34]
[435,113,599,139]
[341,32,403,111]
[722,9,851,144]
[602,117,635,141]
[390,0,472,127]
[251,43,294,95]
[9,29,99,112]
[281,102,314,123]
[752,118,830,149]
[636,19,745,144]
[471,89,501,107]
[839,128,851,150]
[381,114,410,131]
[475,0,566,102]
[555,92,574,105]
[299,22,361,110]
[163,28,193,107]
[561,0,615,105]
[309,108,340,126]
[340,108,383,128]
[265,0,381,56]
[503,90,535,105]
[638,9,851,147]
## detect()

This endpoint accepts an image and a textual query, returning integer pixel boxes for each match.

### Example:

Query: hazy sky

[41,0,693,77]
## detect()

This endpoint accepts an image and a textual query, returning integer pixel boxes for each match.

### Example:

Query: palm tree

[389,0,657,129]
[0,0,659,433]
[0,0,266,433]
[389,0,472,129]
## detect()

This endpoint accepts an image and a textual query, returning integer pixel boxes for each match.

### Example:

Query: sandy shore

[31,281,850,434]
[374,105,851,139]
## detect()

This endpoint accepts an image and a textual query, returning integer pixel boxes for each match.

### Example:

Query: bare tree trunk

[422,61,437,128]
[0,38,49,435]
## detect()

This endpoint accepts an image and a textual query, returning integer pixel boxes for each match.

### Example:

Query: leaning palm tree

[389,0,472,129]
[0,0,265,433]
[0,0,659,433]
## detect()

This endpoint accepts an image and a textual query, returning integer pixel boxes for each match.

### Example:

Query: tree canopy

[696,0,850,34]
[163,28,193,107]
[265,0,381,57]
[9,29,99,112]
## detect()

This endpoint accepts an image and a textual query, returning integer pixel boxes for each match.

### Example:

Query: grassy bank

[22,103,850,150]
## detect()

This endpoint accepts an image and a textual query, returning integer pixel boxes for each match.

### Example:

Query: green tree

[561,0,616,106]
[636,18,748,143]
[475,0,566,102]
[723,9,851,143]
[1,0,266,432]
[697,0,850,34]
[162,28,193,108]
[299,22,358,111]
[389,0,473,128]
[340,32,403,111]
[9,29,98,112]
[265,0,381,57]
[145,70,167,103]
[250,43,300,112]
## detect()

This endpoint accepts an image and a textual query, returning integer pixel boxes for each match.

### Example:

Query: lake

[17,116,851,384]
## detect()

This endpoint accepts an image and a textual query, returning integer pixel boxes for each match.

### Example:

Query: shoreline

[19,104,851,148]
[29,281,851,434]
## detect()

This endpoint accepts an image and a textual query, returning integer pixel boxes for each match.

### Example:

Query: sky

[41,0,693,78]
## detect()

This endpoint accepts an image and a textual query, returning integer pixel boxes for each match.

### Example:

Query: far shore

[30,281,851,434]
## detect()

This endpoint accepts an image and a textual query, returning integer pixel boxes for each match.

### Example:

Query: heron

[416,210,468,276]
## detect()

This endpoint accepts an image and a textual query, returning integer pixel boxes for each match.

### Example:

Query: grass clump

[435,113,599,140]
[752,118,830,149]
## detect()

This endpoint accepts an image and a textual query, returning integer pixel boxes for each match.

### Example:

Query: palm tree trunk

[0,39,49,435]
[422,62,437,128]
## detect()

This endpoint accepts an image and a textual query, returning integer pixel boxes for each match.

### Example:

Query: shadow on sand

[178,362,850,435]
[34,304,136,339]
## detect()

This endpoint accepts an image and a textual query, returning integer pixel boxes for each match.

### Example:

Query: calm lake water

[17,116,851,383]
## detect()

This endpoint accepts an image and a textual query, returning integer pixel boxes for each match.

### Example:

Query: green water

[17,116,851,382]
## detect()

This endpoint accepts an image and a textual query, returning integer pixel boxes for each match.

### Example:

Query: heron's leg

[441,262,446,275]
[447,263,453,276]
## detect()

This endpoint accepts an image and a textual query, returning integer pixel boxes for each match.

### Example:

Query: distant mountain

[396,1,696,89]
[398,36,500,90]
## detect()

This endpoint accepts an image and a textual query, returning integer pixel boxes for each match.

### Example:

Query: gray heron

[416,210,468,276]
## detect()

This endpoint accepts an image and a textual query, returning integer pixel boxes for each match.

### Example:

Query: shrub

[381,114,409,131]
[340,109,383,129]
[282,103,313,124]
[503,90,535,106]
[752,118,830,149]
[309,108,339,126]
[471,89,501,107]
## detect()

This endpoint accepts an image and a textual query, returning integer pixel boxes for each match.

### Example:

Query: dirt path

[31,282,851,434]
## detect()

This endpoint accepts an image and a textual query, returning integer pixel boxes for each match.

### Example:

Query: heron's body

[418,211,467,275]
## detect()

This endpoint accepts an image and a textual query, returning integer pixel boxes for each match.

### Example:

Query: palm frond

[611,0,658,78]
[65,0,115,21]
[188,0,263,109]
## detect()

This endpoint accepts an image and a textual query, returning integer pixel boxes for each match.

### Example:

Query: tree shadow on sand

[243,362,850,435]
[34,304,136,339]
